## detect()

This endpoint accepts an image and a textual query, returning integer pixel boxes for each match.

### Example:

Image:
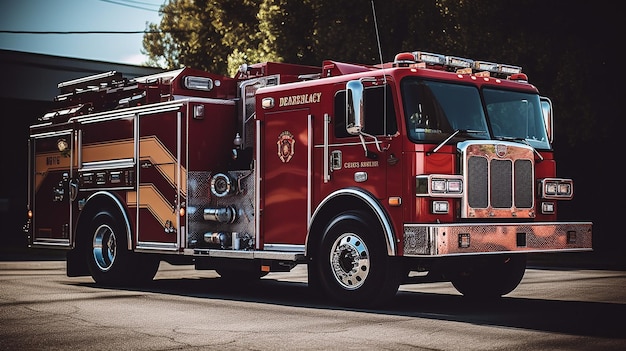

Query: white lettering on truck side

[344,161,379,169]
[279,92,322,107]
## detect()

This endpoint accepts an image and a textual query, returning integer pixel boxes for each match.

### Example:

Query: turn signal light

[388,197,402,207]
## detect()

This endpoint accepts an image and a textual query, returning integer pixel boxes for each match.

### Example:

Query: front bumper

[403,222,592,257]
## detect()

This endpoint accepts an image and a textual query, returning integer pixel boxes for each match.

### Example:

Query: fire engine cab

[25,51,592,307]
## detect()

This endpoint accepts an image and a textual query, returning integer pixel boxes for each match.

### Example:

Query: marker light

[57,139,68,152]
[183,76,213,91]
[388,197,402,207]
[458,233,470,248]
[193,104,204,119]
[432,201,449,214]
[541,202,555,214]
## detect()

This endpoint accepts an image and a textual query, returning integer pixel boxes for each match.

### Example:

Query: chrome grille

[490,158,512,208]
[461,141,535,218]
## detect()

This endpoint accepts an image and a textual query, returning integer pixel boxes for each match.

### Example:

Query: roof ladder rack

[57,71,124,94]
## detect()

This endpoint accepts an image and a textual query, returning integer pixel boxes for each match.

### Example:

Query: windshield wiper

[427,129,485,156]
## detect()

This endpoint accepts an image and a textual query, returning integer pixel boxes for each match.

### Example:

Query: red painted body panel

[261,108,310,245]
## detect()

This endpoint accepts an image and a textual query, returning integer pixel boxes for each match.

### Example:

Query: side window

[334,85,397,138]
[334,90,349,138]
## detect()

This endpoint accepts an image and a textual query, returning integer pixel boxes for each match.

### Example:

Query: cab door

[261,109,311,247]
[136,107,184,251]
[29,128,75,247]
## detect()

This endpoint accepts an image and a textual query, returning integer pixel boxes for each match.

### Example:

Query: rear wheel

[447,254,527,299]
[315,211,401,307]
[86,210,159,286]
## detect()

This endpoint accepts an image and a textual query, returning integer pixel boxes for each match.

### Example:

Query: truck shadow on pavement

[76,273,626,341]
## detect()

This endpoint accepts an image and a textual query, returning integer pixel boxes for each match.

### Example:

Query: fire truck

[25,51,592,307]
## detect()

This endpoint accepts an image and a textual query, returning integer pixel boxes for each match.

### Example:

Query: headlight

[416,175,463,197]
[539,178,573,200]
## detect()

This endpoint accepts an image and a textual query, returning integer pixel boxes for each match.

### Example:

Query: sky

[0,0,165,66]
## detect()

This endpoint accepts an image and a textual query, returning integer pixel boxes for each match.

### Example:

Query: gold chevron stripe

[126,186,176,227]
[138,136,187,196]
[82,138,134,162]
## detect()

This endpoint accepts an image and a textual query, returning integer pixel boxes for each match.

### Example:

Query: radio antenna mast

[370,0,389,136]
[371,0,386,82]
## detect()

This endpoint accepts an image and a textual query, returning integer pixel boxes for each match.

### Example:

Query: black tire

[448,254,527,299]
[132,253,161,284]
[315,211,401,308]
[86,210,158,286]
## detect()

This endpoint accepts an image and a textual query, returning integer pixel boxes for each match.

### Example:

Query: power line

[0,30,155,34]
[98,0,161,12]
[0,30,187,34]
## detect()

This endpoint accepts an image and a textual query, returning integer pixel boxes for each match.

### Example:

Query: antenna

[370,0,389,136]
[371,0,385,76]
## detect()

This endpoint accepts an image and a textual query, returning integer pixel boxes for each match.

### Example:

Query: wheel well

[75,192,132,251]
[306,188,395,260]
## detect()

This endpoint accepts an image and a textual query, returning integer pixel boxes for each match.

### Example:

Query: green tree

[143,0,617,147]
[142,0,268,75]
[143,0,445,74]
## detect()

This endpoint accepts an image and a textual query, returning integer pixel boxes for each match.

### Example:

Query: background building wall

[0,49,163,247]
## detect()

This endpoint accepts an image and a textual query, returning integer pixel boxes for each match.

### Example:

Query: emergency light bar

[414,52,446,65]
[410,51,523,77]
[446,56,473,69]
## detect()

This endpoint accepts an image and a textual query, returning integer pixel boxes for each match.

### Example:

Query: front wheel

[314,211,401,307]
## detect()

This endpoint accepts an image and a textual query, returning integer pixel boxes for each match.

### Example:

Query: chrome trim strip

[69,101,184,124]
[255,119,262,250]
[311,187,396,256]
[81,158,134,170]
[190,248,305,262]
[31,238,71,246]
[323,113,330,183]
[308,114,313,225]
[176,111,183,250]
[29,128,74,139]
[263,244,305,252]
[136,242,178,251]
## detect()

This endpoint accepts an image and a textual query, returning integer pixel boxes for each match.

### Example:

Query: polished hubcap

[330,233,370,289]
[93,224,116,271]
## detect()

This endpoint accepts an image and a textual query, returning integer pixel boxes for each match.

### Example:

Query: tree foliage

[143,0,619,148]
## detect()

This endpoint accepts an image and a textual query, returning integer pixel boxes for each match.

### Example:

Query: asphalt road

[0,259,624,351]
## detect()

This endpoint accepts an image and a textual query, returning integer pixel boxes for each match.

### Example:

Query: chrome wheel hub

[93,224,116,271]
[329,233,370,290]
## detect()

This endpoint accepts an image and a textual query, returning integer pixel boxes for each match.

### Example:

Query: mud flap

[66,248,89,277]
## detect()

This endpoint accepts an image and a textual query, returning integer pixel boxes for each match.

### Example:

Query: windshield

[483,88,550,149]
[401,78,551,150]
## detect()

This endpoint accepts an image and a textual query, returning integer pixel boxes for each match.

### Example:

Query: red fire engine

[25,51,592,307]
